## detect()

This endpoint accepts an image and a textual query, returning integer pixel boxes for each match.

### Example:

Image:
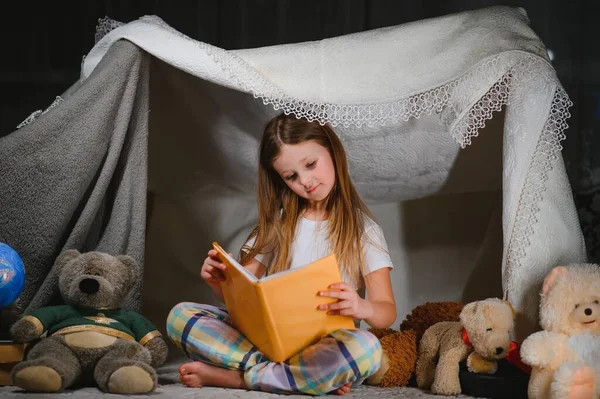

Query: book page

[260,253,332,282]
[212,242,258,282]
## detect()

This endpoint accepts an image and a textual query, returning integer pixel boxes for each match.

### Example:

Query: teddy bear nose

[585,308,593,316]
[79,278,99,294]
[495,347,504,355]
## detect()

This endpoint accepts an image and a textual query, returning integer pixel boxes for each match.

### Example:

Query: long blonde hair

[239,113,375,287]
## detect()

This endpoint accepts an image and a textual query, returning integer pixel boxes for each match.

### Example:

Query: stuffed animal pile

[365,301,464,387]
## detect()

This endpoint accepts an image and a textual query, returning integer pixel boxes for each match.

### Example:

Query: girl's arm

[362,267,396,329]
[244,258,267,279]
[319,267,397,329]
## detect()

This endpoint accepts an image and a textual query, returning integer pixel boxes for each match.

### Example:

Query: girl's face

[272,140,336,208]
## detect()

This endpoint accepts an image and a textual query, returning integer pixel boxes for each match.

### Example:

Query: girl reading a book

[167,113,397,396]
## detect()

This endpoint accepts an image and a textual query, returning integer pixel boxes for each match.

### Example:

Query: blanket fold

[0,41,149,312]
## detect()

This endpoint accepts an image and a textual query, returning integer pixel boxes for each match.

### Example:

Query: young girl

[166,114,397,396]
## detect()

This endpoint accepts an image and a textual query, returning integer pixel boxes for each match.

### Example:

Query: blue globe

[0,243,26,309]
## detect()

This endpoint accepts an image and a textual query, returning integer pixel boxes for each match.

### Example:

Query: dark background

[1,0,599,260]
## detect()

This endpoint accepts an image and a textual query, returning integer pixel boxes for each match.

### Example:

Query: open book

[212,241,355,362]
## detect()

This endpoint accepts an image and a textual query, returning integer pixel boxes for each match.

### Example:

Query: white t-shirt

[244,217,393,288]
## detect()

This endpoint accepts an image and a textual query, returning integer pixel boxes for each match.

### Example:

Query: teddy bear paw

[10,318,42,343]
[13,365,62,392]
[467,352,498,374]
[431,378,461,396]
[567,367,596,399]
[551,364,597,399]
[107,365,156,394]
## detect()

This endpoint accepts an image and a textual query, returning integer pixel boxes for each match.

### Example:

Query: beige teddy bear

[520,264,600,399]
[416,298,517,395]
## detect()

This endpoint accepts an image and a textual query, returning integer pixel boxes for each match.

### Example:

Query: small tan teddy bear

[415,298,517,396]
[364,302,464,388]
[520,264,600,399]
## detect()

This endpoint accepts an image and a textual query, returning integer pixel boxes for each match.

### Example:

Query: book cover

[212,242,354,362]
[0,342,25,386]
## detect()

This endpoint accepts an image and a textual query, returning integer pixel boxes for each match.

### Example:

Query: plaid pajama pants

[166,302,382,395]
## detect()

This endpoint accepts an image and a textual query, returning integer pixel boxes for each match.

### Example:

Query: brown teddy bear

[415,298,519,395]
[10,250,168,394]
[364,301,464,387]
[364,328,418,387]
[520,264,600,399]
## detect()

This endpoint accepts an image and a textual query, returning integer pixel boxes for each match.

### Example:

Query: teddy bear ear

[54,249,80,271]
[116,255,140,283]
[461,301,478,314]
[459,301,479,326]
[541,266,568,295]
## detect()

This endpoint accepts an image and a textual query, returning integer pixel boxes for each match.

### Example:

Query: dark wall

[1,0,599,258]
[0,1,591,135]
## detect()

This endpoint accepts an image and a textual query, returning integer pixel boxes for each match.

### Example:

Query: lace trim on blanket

[93,16,574,294]
[16,96,64,129]
[449,73,511,147]
[125,17,561,143]
[502,86,572,294]
[95,17,125,44]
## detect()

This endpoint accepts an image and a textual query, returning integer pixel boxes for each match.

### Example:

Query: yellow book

[212,241,355,362]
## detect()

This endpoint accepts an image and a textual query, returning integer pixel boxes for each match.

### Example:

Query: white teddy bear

[520,264,600,399]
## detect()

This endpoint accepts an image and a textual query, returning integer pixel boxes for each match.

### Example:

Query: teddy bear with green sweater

[10,250,167,394]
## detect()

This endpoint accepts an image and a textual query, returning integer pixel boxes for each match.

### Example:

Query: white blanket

[77,5,584,341]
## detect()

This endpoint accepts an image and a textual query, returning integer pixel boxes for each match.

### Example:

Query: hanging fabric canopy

[0,5,585,342]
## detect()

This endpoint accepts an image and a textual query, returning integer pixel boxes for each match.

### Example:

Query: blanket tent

[0,5,586,345]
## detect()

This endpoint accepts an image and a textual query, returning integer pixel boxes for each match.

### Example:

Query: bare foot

[331,382,353,396]
[179,361,247,390]
[569,367,596,399]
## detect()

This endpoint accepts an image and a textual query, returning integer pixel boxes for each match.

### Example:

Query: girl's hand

[318,282,373,320]
[200,249,232,286]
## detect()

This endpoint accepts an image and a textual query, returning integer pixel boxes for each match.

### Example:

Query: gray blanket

[0,41,148,313]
